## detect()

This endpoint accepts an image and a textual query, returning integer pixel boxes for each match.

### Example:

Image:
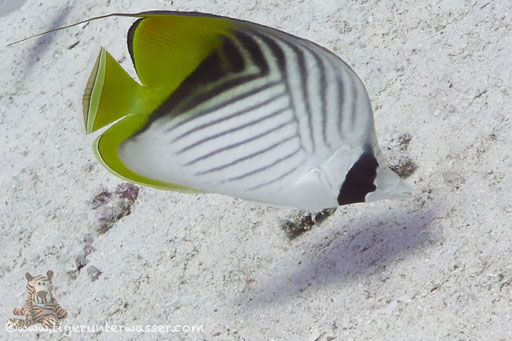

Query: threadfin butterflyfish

[14,11,413,210]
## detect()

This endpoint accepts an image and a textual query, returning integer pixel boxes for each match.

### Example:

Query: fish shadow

[242,207,438,308]
[23,7,71,78]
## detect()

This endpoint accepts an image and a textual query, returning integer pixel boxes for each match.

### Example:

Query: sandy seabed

[1,0,511,340]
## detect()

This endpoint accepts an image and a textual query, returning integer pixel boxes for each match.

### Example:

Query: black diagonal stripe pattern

[132,23,367,193]
[266,32,316,153]
[171,90,286,142]
[167,29,307,188]
[176,103,290,154]
[165,32,273,133]
[195,134,298,176]
[226,147,303,182]
[183,118,295,166]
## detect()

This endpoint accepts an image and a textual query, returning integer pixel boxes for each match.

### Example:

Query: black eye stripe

[337,149,378,205]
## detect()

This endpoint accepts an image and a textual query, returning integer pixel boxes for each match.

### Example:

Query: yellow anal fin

[93,113,200,193]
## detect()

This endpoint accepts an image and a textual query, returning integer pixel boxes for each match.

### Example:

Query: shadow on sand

[241,207,438,308]
[22,7,72,78]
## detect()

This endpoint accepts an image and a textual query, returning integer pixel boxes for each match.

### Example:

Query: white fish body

[82,12,412,209]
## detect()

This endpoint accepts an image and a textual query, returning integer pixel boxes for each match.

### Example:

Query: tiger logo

[7,270,67,330]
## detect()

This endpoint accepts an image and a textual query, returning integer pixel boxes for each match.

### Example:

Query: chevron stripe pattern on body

[79,11,412,209]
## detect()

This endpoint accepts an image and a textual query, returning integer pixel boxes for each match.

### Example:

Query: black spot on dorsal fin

[337,149,378,205]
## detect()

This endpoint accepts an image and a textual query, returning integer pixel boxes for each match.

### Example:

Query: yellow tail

[82,48,157,134]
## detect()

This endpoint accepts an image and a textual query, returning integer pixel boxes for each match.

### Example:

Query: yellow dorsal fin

[82,12,235,135]
[8,11,237,190]
[86,12,236,190]
[127,13,233,87]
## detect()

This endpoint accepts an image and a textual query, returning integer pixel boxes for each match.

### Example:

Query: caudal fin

[83,48,155,133]
[78,12,240,193]
[82,13,235,134]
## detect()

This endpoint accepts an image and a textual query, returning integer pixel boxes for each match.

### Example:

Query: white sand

[1,0,511,340]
